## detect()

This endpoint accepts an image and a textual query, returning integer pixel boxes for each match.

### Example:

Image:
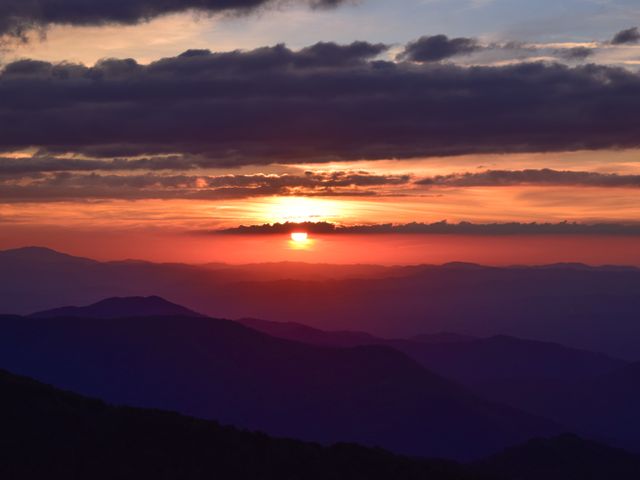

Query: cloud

[0,171,410,201]
[1,42,640,165]
[211,220,640,235]
[0,0,349,40]
[416,169,640,188]
[398,35,481,62]
[554,46,594,61]
[611,27,640,45]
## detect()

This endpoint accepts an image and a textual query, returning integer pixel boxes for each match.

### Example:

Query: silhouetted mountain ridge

[3,368,640,480]
[0,246,97,265]
[30,296,203,319]
[239,317,625,385]
[0,312,561,460]
[0,369,477,480]
[2,246,639,358]
[476,434,640,480]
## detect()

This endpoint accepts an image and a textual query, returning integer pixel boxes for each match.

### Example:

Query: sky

[1,0,639,264]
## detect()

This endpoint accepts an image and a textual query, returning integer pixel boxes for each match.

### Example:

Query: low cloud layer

[0,0,347,39]
[215,220,640,235]
[1,42,640,166]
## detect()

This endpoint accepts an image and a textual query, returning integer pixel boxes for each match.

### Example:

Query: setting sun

[290,232,309,242]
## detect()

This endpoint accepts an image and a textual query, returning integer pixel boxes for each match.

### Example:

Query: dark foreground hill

[3,369,640,480]
[0,314,559,460]
[0,369,479,480]
[475,434,640,480]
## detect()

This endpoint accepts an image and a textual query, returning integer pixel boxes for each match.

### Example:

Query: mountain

[239,317,640,452]
[0,369,477,480]
[412,332,479,344]
[30,296,203,319]
[216,267,640,360]
[476,434,640,480]
[4,369,640,480]
[0,246,97,266]
[238,318,625,387]
[2,246,640,358]
[238,317,380,348]
[487,362,640,453]
[0,313,560,460]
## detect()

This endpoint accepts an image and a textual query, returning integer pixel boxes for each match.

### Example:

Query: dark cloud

[0,171,409,201]
[0,0,348,39]
[213,220,640,235]
[611,27,640,45]
[398,35,481,62]
[1,43,640,165]
[555,47,594,61]
[295,41,388,67]
[416,169,640,188]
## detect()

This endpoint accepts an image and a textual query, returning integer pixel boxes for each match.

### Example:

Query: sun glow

[290,232,309,242]
[259,197,343,224]
[288,231,313,250]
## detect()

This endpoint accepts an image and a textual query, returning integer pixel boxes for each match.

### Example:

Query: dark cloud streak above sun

[214,220,640,236]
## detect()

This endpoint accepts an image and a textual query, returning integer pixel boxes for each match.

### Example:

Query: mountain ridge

[29,296,204,319]
[0,312,561,460]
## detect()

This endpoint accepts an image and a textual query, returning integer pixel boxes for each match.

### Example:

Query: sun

[290,232,309,242]
[288,231,313,250]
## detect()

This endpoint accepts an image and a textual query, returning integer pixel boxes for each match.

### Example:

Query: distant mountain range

[238,316,640,453]
[30,295,203,319]
[0,369,473,480]
[3,368,640,480]
[0,296,561,460]
[1,246,639,359]
[238,317,624,386]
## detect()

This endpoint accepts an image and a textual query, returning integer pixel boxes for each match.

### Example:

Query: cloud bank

[1,43,640,166]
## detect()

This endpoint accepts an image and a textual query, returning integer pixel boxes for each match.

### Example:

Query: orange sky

[2,226,640,266]
[2,151,640,265]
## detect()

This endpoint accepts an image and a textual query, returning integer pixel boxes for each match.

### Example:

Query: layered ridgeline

[239,317,640,453]
[2,247,640,359]
[0,298,560,460]
[0,369,473,480]
[3,369,640,480]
